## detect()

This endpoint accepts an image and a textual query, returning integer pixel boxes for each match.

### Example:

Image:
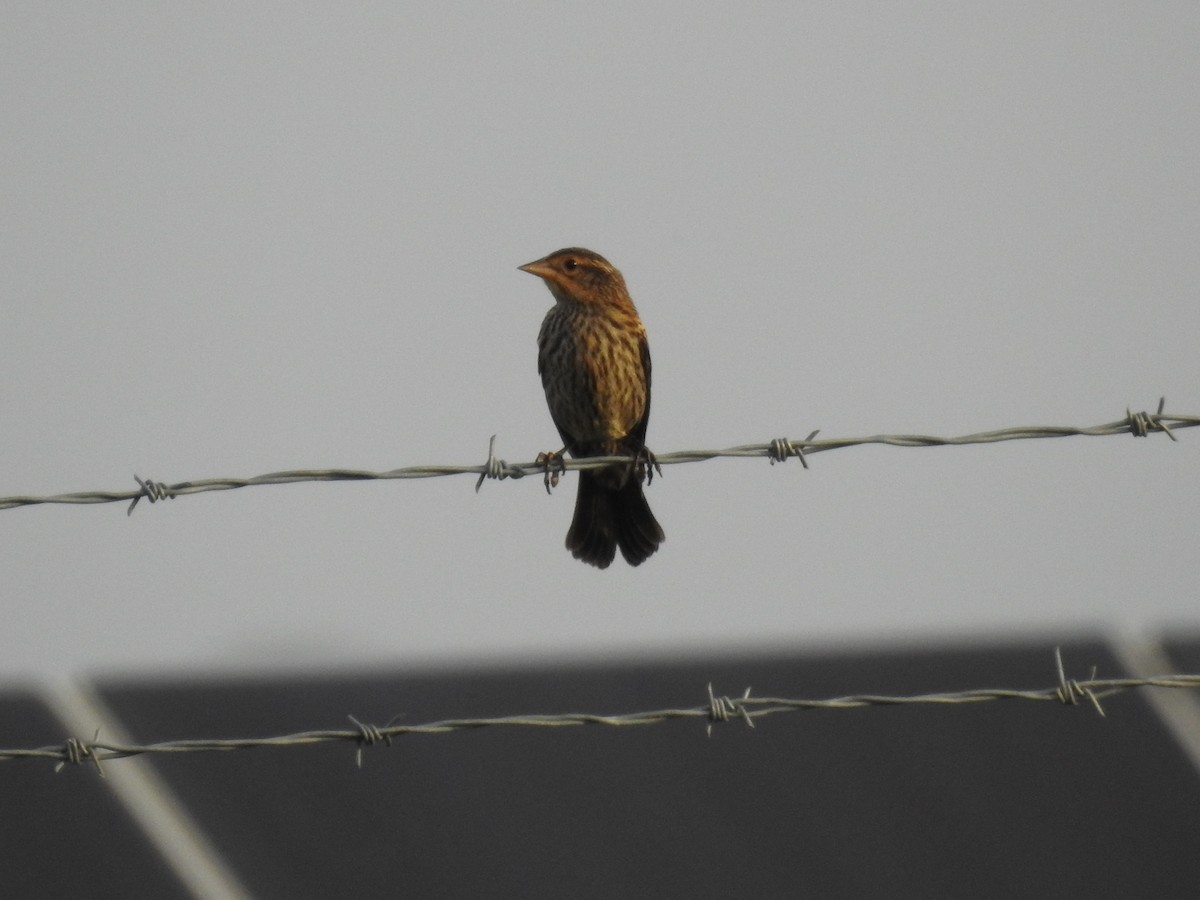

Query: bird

[519,248,664,569]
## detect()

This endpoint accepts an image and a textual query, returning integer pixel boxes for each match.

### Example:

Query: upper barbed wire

[0,399,1193,513]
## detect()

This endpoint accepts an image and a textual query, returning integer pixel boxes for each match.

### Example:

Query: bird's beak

[518,259,553,280]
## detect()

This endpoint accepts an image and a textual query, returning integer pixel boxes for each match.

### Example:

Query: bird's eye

[563,258,578,272]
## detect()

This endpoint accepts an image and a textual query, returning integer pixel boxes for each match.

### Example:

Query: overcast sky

[3,3,1198,681]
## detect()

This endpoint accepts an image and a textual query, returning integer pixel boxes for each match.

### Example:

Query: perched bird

[519,248,664,569]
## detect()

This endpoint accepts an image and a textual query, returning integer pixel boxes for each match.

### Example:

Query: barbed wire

[8,649,1200,774]
[0,399,1193,514]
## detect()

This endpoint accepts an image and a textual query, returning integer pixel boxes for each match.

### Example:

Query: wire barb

[706,683,755,736]
[1054,646,1106,716]
[768,429,819,469]
[127,475,177,516]
[348,714,395,768]
[475,435,518,493]
[54,731,104,776]
[1126,397,1176,441]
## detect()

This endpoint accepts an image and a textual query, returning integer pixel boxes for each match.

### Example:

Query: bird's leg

[633,445,662,486]
[535,447,568,495]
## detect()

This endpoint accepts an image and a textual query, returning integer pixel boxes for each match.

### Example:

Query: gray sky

[3,3,1199,680]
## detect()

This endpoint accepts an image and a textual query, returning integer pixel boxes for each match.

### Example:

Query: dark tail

[566,470,664,569]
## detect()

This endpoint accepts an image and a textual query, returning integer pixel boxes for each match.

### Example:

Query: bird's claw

[634,446,662,485]
[536,449,567,495]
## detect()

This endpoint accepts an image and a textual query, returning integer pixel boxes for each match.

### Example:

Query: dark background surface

[5,635,1200,899]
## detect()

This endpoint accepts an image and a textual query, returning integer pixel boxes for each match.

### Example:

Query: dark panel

[0,691,188,899]
[1162,633,1200,672]
[93,638,1200,899]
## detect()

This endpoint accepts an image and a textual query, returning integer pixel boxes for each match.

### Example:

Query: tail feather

[567,471,664,569]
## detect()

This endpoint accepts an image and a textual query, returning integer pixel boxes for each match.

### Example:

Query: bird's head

[519,248,629,308]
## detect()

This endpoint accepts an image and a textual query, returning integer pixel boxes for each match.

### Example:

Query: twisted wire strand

[1,400,1193,513]
[9,653,1200,772]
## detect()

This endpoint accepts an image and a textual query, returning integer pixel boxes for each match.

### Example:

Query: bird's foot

[633,446,662,486]
[535,448,567,495]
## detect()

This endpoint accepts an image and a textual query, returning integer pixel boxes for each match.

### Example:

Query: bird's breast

[538,305,648,451]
